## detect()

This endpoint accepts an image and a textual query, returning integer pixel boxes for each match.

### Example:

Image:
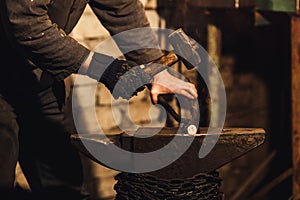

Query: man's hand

[150,70,198,104]
[84,51,198,101]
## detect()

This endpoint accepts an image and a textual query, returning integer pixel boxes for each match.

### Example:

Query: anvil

[70,127,265,179]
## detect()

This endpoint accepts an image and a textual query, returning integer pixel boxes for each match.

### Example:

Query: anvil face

[71,127,265,179]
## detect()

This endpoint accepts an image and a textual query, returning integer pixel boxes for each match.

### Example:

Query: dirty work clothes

[0,0,164,83]
[0,78,85,199]
[0,0,164,198]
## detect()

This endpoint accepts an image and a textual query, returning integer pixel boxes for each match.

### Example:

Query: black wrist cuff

[87,52,151,99]
[86,52,115,80]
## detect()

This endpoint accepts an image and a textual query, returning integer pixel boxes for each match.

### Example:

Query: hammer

[157,28,202,134]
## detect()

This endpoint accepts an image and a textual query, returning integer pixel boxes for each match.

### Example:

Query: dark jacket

[0,0,163,92]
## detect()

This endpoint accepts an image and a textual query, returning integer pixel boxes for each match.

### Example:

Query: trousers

[0,72,87,199]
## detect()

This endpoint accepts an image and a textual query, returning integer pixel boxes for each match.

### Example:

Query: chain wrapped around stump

[114,171,223,200]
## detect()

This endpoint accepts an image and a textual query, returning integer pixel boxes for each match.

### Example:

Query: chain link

[114,171,223,200]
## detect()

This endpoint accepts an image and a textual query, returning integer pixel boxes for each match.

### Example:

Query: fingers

[186,82,198,99]
[151,70,198,103]
[174,82,198,99]
[178,90,195,100]
[191,83,198,98]
[150,82,198,104]
[151,87,196,105]
[151,92,159,104]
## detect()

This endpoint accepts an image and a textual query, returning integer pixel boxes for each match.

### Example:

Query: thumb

[150,83,173,104]
[151,92,159,104]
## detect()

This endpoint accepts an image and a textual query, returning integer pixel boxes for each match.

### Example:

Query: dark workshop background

[156,1,293,199]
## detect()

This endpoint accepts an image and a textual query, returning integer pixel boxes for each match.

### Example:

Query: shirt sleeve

[0,0,90,81]
[88,0,165,64]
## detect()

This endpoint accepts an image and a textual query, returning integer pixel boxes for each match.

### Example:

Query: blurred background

[15,0,300,199]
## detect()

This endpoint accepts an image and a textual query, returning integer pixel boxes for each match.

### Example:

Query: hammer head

[168,28,201,70]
